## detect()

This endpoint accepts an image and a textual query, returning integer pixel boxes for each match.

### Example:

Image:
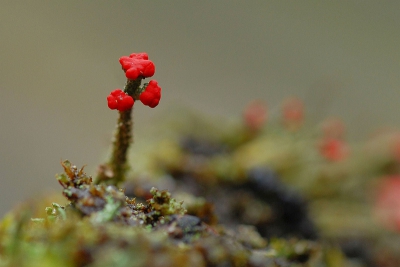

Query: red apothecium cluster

[107,52,162,111]
[107,89,134,112]
[119,53,155,80]
[140,80,161,108]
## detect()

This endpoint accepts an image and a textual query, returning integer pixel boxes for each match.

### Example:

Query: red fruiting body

[139,80,161,108]
[282,97,304,124]
[243,100,268,131]
[318,138,349,161]
[129,52,148,59]
[107,89,134,112]
[374,176,400,231]
[119,52,155,80]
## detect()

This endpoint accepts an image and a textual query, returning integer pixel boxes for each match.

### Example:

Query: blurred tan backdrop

[1,1,399,216]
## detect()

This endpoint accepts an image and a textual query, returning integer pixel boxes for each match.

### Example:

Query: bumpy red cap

[107,89,134,112]
[139,80,161,108]
[119,53,155,80]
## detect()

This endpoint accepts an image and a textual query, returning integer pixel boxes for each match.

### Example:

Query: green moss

[0,161,347,266]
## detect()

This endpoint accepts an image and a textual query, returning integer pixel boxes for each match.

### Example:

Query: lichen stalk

[124,77,144,100]
[110,107,133,184]
[95,78,143,185]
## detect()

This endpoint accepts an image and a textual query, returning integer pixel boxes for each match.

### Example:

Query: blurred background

[0,1,399,217]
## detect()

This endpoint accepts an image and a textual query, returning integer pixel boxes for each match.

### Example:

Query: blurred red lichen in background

[318,138,350,162]
[243,100,267,132]
[318,118,349,161]
[281,97,304,131]
[374,176,400,232]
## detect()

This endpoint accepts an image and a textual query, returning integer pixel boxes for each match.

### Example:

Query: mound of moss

[0,160,350,267]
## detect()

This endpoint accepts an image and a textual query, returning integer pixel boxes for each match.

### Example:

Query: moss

[0,160,348,266]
